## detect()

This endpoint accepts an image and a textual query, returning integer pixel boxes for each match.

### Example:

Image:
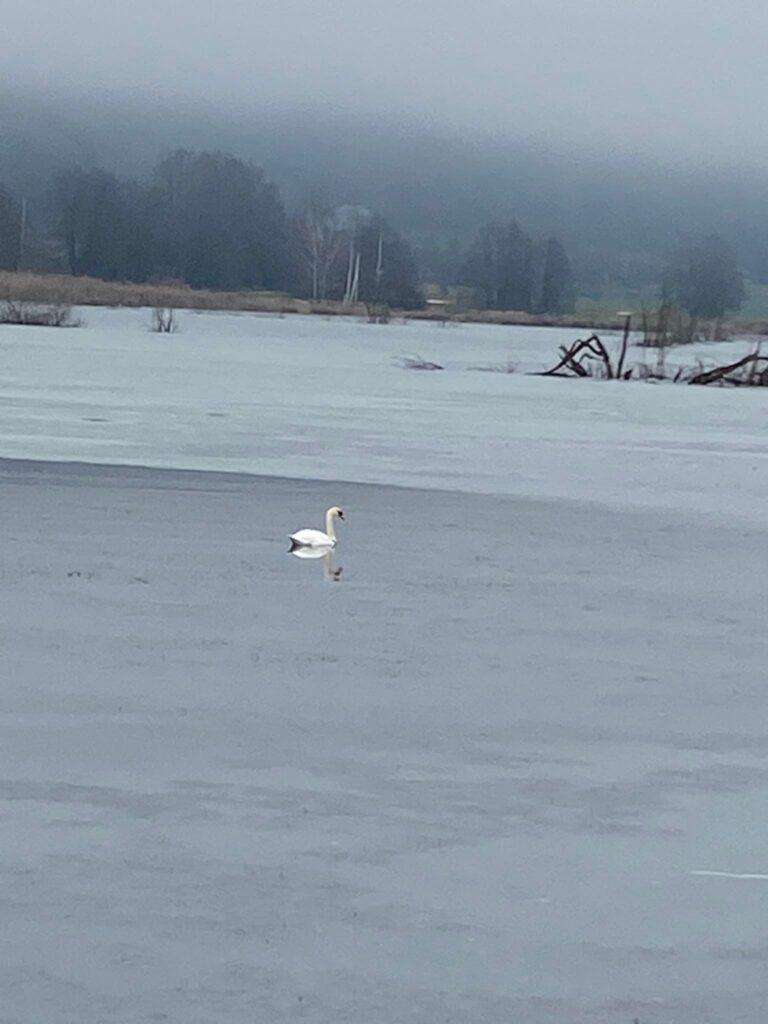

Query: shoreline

[6,269,766,334]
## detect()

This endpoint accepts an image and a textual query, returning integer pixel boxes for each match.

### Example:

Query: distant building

[425,297,454,320]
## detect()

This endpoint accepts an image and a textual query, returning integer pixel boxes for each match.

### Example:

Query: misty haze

[1,3,768,1023]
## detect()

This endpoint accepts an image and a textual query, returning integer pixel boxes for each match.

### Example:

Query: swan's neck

[325,510,337,542]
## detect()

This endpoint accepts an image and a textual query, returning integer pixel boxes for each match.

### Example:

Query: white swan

[289,506,345,549]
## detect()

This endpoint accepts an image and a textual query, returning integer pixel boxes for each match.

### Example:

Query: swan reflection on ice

[288,506,345,581]
[289,545,343,582]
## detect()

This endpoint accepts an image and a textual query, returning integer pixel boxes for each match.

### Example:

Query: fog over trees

[3,0,768,314]
[0,93,762,314]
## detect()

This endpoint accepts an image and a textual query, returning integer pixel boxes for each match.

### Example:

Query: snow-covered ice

[0,305,766,523]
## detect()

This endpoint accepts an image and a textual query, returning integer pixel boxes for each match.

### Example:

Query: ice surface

[1,308,768,1022]
[0,462,767,1023]
[0,306,766,524]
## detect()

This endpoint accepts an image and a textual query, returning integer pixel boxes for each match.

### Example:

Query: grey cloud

[6,0,768,161]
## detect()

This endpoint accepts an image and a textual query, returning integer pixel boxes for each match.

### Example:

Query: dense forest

[0,150,580,312]
[0,95,755,315]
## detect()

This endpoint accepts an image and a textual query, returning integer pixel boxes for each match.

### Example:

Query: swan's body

[290,545,331,559]
[289,506,345,549]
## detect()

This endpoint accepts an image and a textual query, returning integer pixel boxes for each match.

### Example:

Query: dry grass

[3,271,768,334]
[0,272,365,318]
[0,272,657,328]
[0,299,82,327]
[407,307,621,329]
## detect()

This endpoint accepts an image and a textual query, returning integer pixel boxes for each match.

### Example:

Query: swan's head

[328,506,345,522]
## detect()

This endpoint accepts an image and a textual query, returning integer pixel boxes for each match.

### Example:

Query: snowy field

[0,305,766,524]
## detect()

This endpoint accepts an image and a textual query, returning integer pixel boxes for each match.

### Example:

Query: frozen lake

[1,308,767,1022]
[0,306,766,523]
[1,460,767,1023]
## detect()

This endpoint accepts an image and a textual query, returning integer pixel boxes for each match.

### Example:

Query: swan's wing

[289,529,333,547]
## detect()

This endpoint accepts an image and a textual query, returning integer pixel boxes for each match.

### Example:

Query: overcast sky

[6,0,768,162]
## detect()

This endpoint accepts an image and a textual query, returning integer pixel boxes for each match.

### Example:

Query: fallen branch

[397,355,444,371]
[541,335,601,376]
[688,350,768,386]
[539,333,631,380]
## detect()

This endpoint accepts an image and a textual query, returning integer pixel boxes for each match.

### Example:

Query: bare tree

[295,204,345,300]
[343,243,361,305]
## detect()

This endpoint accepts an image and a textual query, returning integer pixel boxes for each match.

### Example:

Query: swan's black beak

[338,511,345,521]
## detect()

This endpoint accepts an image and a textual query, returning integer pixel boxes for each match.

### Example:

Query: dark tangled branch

[687,350,768,386]
[538,333,632,380]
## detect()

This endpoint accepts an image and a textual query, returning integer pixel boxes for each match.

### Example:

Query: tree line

[0,151,426,308]
[460,221,575,314]
[0,148,749,318]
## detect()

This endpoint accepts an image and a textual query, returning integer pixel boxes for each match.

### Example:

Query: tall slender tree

[293,202,345,300]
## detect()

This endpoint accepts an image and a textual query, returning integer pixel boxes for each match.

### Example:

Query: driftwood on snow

[687,350,768,386]
[538,333,633,380]
[397,355,444,371]
[538,330,768,387]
